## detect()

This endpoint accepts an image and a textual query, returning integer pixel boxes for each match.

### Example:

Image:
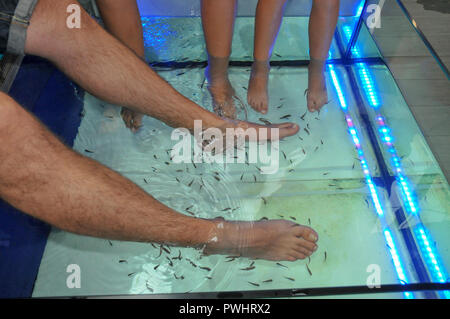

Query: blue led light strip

[342,25,449,298]
[328,63,413,299]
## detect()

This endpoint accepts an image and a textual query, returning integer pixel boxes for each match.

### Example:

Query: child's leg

[96,0,146,131]
[306,0,340,112]
[248,0,288,114]
[201,0,238,119]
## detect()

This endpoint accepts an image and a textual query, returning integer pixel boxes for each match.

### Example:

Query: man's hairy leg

[25,0,299,138]
[0,93,318,261]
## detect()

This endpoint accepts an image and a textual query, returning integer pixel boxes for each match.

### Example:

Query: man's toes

[293,225,318,242]
[289,250,307,260]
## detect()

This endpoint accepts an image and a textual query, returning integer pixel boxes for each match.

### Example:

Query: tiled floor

[377,0,450,181]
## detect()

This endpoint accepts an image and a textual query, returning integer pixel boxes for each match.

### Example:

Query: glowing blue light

[345,21,449,297]
[355,1,365,17]
[384,230,414,299]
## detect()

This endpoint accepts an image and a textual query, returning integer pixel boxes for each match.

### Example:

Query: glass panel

[142,17,343,63]
[2,0,448,300]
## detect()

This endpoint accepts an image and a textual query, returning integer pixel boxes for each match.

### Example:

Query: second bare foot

[205,219,318,261]
[247,60,270,114]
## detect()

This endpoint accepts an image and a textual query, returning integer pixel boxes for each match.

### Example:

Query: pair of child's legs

[202,0,340,115]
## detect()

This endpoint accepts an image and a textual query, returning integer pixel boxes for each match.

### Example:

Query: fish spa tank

[0,0,449,299]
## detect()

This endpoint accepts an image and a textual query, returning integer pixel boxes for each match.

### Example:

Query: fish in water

[259,118,272,125]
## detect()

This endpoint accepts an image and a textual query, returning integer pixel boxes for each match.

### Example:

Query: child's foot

[306,59,328,112]
[247,60,270,114]
[205,55,238,119]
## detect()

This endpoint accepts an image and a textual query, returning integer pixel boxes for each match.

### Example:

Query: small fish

[274,53,282,58]
[240,266,255,271]
[214,176,220,182]
[176,177,180,183]
[249,261,255,267]
[282,151,287,160]
[253,174,257,182]
[314,146,319,152]
[199,266,211,272]
[128,272,136,277]
[304,128,310,135]
[308,218,311,226]
[352,163,355,169]
[289,169,294,172]
[187,259,197,268]
[157,246,162,258]
[164,162,170,165]
[222,207,231,211]
[276,262,288,269]
[242,86,248,91]
[324,251,327,262]
[119,260,127,263]
[248,281,260,287]
[306,264,312,276]
[262,279,273,283]
[280,114,292,120]
[144,178,148,184]
[289,216,296,221]
[173,250,182,260]
[146,281,154,292]
[299,136,303,141]
[154,264,160,270]
[153,155,158,160]
[205,276,213,280]
[261,197,267,205]
[259,217,268,221]
[174,274,185,280]
[176,72,186,76]
[323,172,330,175]
[321,139,323,145]
[162,246,170,254]
[277,214,285,218]
[188,180,194,187]
[300,112,307,120]
[84,149,94,153]
[284,276,295,281]
[302,148,306,155]
[166,257,173,267]
[276,104,283,109]
[240,173,244,181]
[108,240,113,246]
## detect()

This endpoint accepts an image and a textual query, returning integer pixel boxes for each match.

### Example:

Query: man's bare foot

[306,59,329,112]
[247,60,270,114]
[204,219,318,261]
[205,55,239,119]
[121,107,144,132]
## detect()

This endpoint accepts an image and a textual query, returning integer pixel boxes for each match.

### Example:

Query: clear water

[32,16,449,298]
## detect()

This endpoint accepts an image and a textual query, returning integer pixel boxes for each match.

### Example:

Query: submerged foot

[204,219,318,261]
[205,55,238,119]
[247,60,270,114]
[306,59,329,112]
[121,107,144,132]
